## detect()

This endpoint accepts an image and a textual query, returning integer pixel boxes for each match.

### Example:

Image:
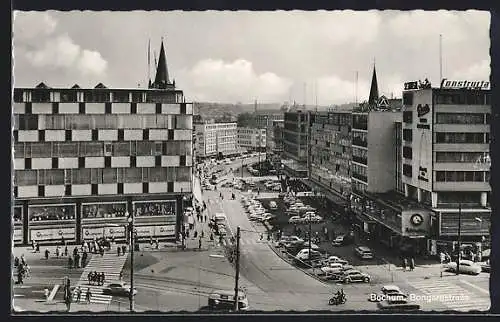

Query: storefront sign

[82,226,126,239]
[30,227,76,242]
[134,225,176,237]
[13,228,23,243]
[401,211,431,236]
[440,79,490,90]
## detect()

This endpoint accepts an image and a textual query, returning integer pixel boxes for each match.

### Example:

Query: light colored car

[321,264,344,275]
[295,249,322,261]
[342,269,371,283]
[326,256,349,266]
[269,201,278,210]
[288,216,303,224]
[208,289,249,311]
[445,260,482,275]
[355,246,374,259]
[103,282,137,297]
[278,236,304,247]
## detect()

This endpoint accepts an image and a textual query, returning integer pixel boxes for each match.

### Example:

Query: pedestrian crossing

[407,279,490,312]
[71,250,128,305]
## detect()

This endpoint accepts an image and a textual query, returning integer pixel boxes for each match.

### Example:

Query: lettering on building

[440,79,490,90]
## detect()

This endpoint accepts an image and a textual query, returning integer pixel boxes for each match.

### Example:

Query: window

[486,113,491,124]
[18,115,39,130]
[14,90,23,103]
[38,169,65,185]
[436,171,487,182]
[466,92,486,105]
[403,111,413,123]
[14,143,24,158]
[124,168,142,183]
[148,167,168,182]
[131,92,143,103]
[435,152,485,163]
[403,146,412,159]
[145,92,176,103]
[155,142,162,156]
[84,91,110,102]
[31,142,52,158]
[112,91,130,103]
[436,113,484,124]
[113,142,131,156]
[32,90,51,103]
[14,170,37,186]
[60,91,78,103]
[90,168,103,184]
[102,168,117,184]
[402,92,413,106]
[403,164,412,177]
[104,143,113,156]
[54,142,79,158]
[80,142,103,157]
[403,129,413,141]
[435,132,485,144]
[136,141,155,156]
[72,168,91,184]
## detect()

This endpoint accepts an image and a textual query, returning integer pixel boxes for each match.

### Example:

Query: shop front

[13,206,24,245]
[28,204,77,244]
[132,200,177,241]
[80,201,128,242]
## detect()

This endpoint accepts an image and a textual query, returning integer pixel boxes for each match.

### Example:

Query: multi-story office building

[12,40,193,245]
[255,112,284,150]
[236,127,266,151]
[194,121,238,159]
[308,110,352,205]
[401,80,491,253]
[283,110,309,177]
[272,120,285,154]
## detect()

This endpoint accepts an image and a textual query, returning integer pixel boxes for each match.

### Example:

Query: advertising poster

[82,202,128,220]
[13,228,23,244]
[30,227,76,242]
[133,200,177,219]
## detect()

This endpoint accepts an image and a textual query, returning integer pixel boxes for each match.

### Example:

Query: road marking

[14,285,31,289]
[460,279,489,295]
[48,284,59,301]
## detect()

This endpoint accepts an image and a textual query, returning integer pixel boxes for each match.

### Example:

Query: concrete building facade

[282,110,309,177]
[12,40,193,245]
[236,127,266,151]
[194,121,238,158]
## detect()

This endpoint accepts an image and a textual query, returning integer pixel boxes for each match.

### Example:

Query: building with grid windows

[12,40,193,245]
[194,121,238,159]
[282,109,309,178]
[237,127,266,151]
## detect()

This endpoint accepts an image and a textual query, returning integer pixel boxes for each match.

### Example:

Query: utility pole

[234,226,241,311]
[308,218,312,266]
[456,203,461,275]
[127,211,135,312]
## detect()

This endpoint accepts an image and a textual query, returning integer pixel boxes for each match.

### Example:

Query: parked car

[326,256,349,266]
[332,235,346,246]
[341,269,371,283]
[269,201,278,210]
[295,249,322,261]
[103,282,137,297]
[355,246,374,259]
[208,289,249,311]
[321,263,344,275]
[445,260,482,275]
[278,236,304,248]
[480,260,490,273]
[288,216,303,224]
[369,285,408,302]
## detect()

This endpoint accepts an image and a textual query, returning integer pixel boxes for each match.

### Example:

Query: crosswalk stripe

[71,251,128,305]
[408,279,490,311]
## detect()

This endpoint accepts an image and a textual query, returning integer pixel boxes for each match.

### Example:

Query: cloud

[316,75,370,105]
[450,59,490,80]
[23,34,107,76]
[13,11,57,41]
[180,59,292,103]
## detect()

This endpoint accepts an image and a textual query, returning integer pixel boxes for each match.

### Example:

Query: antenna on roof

[439,34,443,81]
[148,38,151,87]
[355,71,358,104]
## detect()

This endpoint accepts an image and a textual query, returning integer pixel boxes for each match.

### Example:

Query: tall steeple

[368,61,379,106]
[151,38,171,89]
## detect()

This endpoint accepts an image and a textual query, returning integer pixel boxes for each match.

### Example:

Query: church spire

[368,61,379,106]
[151,38,171,89]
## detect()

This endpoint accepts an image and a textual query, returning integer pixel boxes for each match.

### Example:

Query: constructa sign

[440,79,490,90]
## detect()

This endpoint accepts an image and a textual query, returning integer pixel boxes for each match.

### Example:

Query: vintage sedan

[341,269,371,283]
[445,260,482,275]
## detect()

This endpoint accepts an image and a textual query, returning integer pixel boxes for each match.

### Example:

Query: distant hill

[193,101,357,121]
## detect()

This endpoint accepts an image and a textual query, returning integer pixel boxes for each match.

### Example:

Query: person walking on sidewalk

[87,272,92,285]
[198,238,202,250]
[55,246,60,258]
[86,288,92,304]
[68,256,73,269]
[117,246,121,256]
[44,249,50,260]
[81,251,88,268]
[409,257,415,271]
[119,270,123,281]
[76,286,82,303]
[64,245,68,257]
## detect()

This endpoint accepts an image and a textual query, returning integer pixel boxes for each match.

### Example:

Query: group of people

[87,271,107,286]
[72,286,92,304]
[13,255,30,284]
[401,257,416,271]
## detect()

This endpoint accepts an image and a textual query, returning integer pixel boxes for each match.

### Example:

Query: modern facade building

[401,81,491,254]
[255,112,284,150]
[236,127,266,151]
[272,120,285,154]
[307,110,352,205]
[12,40,193,245]
[194,121,238,159]
[282,110,309,177]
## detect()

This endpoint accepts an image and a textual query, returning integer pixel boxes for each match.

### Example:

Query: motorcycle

[328,293,346,305]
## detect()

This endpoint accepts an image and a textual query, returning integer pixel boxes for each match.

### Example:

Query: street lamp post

[456,203,461,275]
[127,212,135,312]
[308,218,312,266]
[234,226,241,312]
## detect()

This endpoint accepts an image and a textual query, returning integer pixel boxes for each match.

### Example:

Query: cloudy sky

[13,10,490,105]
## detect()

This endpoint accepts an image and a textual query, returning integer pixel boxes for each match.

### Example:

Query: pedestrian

[410,258,415,271]
[36,242,40,253]
[87,272,92,285]
[155,240,159,250]
[101,272,106,286]
[55,246,60,258]
[73,247,78,258]
[199,238,202,250]
[44,249,50,260]
[204,215,207,222]
[439,252,445,265]
[119,271,123,281]
[150,236,154,247]
[402,258,407,271]
[210,233,214,243]
[44,288,50,302]
[74,253,80,268]
[186,230,190,238]
[201,230,205,238]
[260,233,263,241]
[82,252,87,268]
[61,236,65,246]
[86,288,92,304]
[64,245,68,257]
[194,230,198,239]
[17,269,23,285]
[100,247,104,257]
[122,245,126,255]
[117,246,121,256]
[76,286,81,303]
[68,256,73,269]
[31,240,35,251]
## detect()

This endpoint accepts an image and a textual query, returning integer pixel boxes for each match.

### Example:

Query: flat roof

[360,190,432,212]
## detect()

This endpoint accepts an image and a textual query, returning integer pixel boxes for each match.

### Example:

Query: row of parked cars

[276,234,372,284]
[241,196,276,223]
[283,196,324,224]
